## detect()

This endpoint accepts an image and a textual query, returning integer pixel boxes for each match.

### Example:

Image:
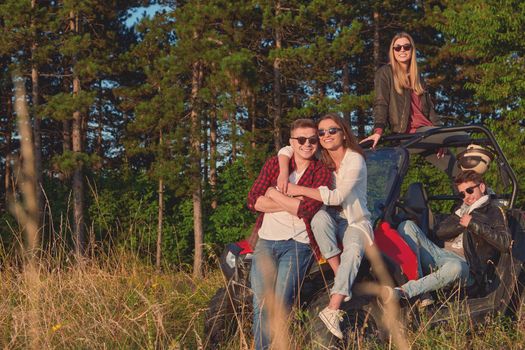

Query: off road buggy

[204,125,525,349]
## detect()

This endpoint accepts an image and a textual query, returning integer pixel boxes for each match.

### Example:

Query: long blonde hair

[388,32,424,95]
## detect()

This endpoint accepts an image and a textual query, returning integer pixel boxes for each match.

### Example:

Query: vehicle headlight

[225,251,237,269]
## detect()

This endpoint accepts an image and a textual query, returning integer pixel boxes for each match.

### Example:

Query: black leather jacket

[435,199,511,291]
[373,64,441,133]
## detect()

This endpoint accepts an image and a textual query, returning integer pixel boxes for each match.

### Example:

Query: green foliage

[165,198,195,266]
[207,160,256,245]
[88,169,160,256]
[41,91,96,121]
[52,150,101,176]
[439,0,525,206]
[402,155,454,214]
[484,118,525,208]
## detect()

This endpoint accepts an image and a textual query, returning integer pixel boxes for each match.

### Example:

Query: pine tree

[438,0,525,206]
[39,0,145,254]
[119,10,187,269]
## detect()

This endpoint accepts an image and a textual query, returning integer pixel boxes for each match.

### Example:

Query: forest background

[0,0,524,348]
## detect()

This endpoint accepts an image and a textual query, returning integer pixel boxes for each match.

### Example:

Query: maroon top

[407,91,433,133]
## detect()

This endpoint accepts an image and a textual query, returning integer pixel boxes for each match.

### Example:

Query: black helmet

[456,144,494,174]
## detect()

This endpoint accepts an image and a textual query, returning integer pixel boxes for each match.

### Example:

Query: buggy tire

[506,268,525,319]
[204,287,238,349]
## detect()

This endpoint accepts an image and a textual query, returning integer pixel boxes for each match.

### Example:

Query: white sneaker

[318,307,344,339]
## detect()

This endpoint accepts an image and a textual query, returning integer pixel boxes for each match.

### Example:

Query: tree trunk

[13,74,39,257]
[4,96,13,207]
[373,10,380,68]
[62,60,72,153]
[191,58,204,278]
[70,11,86,256]
[31,0,43,227]
[156,175,163,271]
[273,1,283,151]
[63,120,71,152]
[156,126,164,271]
[210,107,217,210]
[249,90,256,149]
[72,94,85,254]
[96,82,103,160]
[343,64,351,127]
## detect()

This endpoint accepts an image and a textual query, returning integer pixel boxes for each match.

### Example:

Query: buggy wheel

[204,287,237,349]
[305,290,383,349]
[204,285,253,349]
[204,286,253,349]
[506,268,525,319]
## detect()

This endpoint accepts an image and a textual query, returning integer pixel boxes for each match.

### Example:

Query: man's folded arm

[265,188,301,216]
[254,194,289,213]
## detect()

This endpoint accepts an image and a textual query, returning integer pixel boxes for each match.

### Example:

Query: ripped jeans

[311,208,367,300]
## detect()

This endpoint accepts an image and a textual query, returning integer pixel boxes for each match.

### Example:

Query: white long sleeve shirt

[278,146,373,245]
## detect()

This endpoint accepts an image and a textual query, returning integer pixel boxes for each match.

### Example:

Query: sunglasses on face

[459,183,481,199]
[318,127,342,137]
[393,44,412,52]
[290,136,318,145]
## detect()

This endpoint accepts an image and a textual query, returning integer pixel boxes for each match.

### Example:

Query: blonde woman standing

[361,32,463,177]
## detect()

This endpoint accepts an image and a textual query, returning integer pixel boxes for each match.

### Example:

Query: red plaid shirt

[247,155,332,258]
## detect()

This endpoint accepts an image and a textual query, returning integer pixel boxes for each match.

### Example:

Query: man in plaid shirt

[247,119,332,350]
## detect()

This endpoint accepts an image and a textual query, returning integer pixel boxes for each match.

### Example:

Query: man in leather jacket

[392,170,511,301]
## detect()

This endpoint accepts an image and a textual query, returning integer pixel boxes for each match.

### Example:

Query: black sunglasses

[459,183,481,199]
[393,44,412,52]
[318,127,342,137]
[290,136,318,145]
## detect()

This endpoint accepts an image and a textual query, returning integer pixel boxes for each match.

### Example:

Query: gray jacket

[373,64,441,133]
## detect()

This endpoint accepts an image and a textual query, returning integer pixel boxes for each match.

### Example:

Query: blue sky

[125,4,171,28]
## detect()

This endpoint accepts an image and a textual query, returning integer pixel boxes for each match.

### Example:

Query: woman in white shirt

[277,113,373,340]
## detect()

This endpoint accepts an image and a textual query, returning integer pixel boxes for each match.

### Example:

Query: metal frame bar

[362,125,518,208]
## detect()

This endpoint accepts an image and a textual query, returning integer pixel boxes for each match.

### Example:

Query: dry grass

[1,246,525,349]
[0,249,222,349]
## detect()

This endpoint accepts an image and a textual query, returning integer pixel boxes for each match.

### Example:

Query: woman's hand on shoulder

[359,133,381,149]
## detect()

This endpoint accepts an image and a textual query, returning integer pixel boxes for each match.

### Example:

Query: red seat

[374,221,418,280]
[236,240,254,255]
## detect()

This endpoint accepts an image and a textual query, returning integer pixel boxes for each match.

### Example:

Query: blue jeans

[250,238,313,350]
[397,220,470,298]
[311,208,366,299]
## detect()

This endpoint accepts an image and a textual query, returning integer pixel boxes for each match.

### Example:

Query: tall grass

[0,245,222,349]
[1,235,525,349]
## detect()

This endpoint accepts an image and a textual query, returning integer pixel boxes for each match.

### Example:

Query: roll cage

[362,125,519,227]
